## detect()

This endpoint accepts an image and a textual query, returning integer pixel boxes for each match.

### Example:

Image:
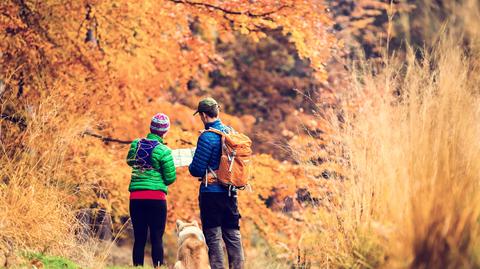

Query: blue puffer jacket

[189,119,229,192]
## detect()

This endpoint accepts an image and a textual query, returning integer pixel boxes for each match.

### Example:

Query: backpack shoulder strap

[205,128,226,136]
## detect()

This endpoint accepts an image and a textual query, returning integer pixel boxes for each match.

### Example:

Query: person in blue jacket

[189,97,244,269]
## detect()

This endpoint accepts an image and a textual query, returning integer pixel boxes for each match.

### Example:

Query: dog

[174,219,210,269]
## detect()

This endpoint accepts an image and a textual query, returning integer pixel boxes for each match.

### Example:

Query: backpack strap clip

[228,185,238,197]
[203,167,219,187]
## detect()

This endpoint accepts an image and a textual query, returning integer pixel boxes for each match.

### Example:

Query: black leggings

[129,199,167,267]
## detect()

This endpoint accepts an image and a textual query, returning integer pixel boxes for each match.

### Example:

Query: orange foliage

[0,0,338,261]
[1,0,335,108]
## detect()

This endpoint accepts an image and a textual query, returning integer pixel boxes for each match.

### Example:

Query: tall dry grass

[291,1,480,267]
[0,95,115,267]
[302,33,480,269]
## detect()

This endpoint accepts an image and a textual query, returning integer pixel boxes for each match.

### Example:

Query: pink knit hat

[150,113,170,136]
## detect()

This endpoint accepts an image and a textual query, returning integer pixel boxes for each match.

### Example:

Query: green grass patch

[22,252,78,269]
[20,252,166,269]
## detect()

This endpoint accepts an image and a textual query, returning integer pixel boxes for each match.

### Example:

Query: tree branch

[12,0,59,47]
[82,131,133,145]
[169,0,289,18]
[178,139,194,146]
[0,113,27,130]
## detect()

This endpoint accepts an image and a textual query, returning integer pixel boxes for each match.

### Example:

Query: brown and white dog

[174,220,210,269]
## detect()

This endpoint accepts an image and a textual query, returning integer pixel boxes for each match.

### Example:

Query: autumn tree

[322,0,418,62]
[1,1,335,116]
[0,0,338,263]
[173,29,335,160]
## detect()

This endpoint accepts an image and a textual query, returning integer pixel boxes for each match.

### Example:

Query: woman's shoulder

[152,142,172,156]
[129,138,141,148]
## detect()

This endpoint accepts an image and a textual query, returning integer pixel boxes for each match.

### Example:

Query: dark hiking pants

[199,192,244,269]
[129,199,167,267]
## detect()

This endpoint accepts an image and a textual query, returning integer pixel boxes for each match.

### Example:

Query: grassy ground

[19,252,289,269]
[20,253,79,269]
[19,253,162,269]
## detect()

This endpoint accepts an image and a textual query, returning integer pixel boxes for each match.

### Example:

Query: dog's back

[175,233,209,269]
[174,220,210,269]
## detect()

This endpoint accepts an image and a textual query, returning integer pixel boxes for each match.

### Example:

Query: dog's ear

[176,219,184,231]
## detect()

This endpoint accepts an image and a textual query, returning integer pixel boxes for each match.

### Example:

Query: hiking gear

[189,120,229,193]
[134,139,160,170]
[193,97,219,116]
[203,167,220,185]
[203,227,244,269]
[127,133,176,193]
[204,128,252,189]
[150,113,170,136]
[193,119,245,269]
[130,190,166,200]
[199,191,241,229]
[130,199,167,267]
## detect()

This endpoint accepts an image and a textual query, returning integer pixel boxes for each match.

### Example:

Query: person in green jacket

[126,113,176,268]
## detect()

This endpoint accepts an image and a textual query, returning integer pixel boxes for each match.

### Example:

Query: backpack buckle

[203,167,218,187]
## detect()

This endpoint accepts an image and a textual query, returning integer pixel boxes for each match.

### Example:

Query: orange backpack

[205,128,253,190]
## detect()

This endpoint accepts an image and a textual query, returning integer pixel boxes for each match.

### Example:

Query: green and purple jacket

[126,133,176,193]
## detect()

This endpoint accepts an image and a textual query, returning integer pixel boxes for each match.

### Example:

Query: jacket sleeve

[126,139,140,167]
[158,147,177,185]
[189,133,213,177]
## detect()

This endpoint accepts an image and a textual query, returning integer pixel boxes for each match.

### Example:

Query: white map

[172,147,196,167]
